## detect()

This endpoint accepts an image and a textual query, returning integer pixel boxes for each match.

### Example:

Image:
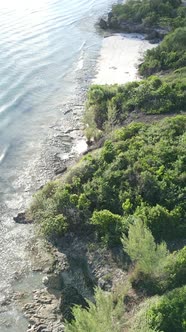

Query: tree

[121,220,169,276]
[65,287,125,332]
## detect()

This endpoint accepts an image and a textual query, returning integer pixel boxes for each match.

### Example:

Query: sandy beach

[93,33,156,85]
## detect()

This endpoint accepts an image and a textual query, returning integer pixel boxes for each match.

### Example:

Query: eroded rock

[59,285,88,321]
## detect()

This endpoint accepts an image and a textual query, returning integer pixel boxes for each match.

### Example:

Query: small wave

[76,41,87,71]
[0,145,9,165]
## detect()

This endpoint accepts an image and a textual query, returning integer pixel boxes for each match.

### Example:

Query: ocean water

[0,0,116,330]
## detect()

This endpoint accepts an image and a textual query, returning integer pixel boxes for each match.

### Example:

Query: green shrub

[121,220,169,276]
[65,287,125,332]
[110,0,183,28]
[40,214,68,238]
[134,204,178,240]
[140,27,186,76]
[84,77,185,134]
[163,246,186,290]
[147,286,186,332]
[91,209,126,246]
[30,116,186,243]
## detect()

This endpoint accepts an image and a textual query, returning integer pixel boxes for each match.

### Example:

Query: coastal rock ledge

[99,12,169,41]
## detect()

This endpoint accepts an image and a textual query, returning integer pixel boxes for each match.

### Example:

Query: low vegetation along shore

[26,0,186,331]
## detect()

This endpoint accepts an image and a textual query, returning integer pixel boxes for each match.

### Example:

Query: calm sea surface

[0,0,116,330]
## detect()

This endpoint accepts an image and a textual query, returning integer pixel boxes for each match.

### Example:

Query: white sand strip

[93,33,156,85]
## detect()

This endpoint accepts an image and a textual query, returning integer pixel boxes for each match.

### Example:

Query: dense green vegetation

[122,220,169,277]
[30,115,186,245]
[146,286,186,331]
[64,224,186,331]
[122,221,186,295]
[140,27,186,75]
[30,0,186,330]
[65,287,125,332]
[109,0,186,29]
[89,0,186,139]
[84,76,185,137]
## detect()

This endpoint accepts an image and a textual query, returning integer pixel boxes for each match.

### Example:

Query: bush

[84,77,186,134]
[147,286,186,332]
[134,204,178,241]
[121,220,169,276]
[163,246,186,290]
[30,116,186,243]
[40,214,68,238]
[91,209,126,246]
[110,0,183,28]
[140,27,186,76]
[65,287,125,332]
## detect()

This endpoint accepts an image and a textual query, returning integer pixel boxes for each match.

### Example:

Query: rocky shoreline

[22,234,127,332]
[99,11,169,42]
[7,10,162,332]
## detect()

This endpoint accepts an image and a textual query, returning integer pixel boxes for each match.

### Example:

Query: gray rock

[99,18,108,29]
[13,212,32,224]
[42,274,63,291]
[59,285,88,321]
[54,166,67,176]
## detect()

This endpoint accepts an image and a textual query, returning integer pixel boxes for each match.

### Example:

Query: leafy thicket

[122,221,169,277]
[64,224,186,331]
[84,76,185,136]
[31,1,186,329]
[110,0,185,29]
[140,27,186,76]
[146,286,186,332]
[122,221,186,295]
[30,116,186,244]
[65,287,125,332]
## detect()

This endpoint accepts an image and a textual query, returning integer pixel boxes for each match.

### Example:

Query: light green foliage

[121,221,169,276]
[163,246,186,290]
[146,286,186,332]
[128,286,186,332]
[121,219,186,294]
[30,116,186,243]
[163,66,186,85]
[65,287,125,332]
[40,214,67,238]
[91,209,126,245]
[84,77,185,134]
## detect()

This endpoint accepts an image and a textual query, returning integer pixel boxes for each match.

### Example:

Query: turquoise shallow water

[0,0,116,330]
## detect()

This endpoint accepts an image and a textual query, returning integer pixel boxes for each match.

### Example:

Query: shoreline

[18,32,157,332]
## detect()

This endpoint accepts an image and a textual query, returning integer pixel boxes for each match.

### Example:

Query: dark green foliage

[85,77,185,135]
[140,28,186,75]
[163,246,186,290]
[30,116,186,243]
[110,0,184,28]
[91,210,126,246]
[147,286,186,332]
